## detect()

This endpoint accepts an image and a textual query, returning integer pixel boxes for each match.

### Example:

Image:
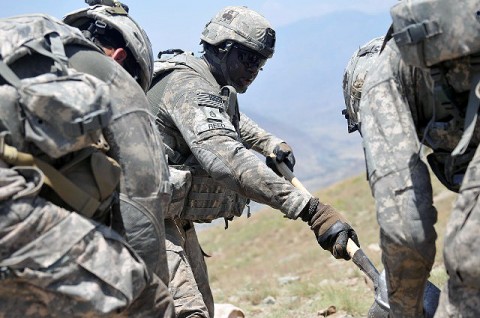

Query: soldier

[343,0,480,316]
[63,0,172,288]
[148,6,360,317]
[0,5,174,318]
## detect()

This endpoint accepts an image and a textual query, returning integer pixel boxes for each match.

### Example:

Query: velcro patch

[196,92,224,109]
[194,102,236,135]
[197,122,236,134]
[205,107,223,121]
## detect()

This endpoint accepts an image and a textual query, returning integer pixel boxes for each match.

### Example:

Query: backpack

[391,0,480,69]
[0,14,120,220]
[148,51,249,223]
[392,0,480,159]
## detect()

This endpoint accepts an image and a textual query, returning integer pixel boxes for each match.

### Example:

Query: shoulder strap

[0,141,101,218]
[166,53,219,88]
[183,55,219,88]
[451,55,480,156]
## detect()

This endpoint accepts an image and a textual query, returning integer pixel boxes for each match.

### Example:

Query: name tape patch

[196,122,236,134]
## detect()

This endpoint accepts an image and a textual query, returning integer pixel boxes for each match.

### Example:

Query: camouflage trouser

[434,145,480,318]
[165,218,213,318]
[375,161,437,318]
[0,197,175,318]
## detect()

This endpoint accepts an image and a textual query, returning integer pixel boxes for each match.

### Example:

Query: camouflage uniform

[0,13,174,318]
[435,143,480,317]
[63,2,172,288]
[148,52,310,317]
[359,38,480,317]
[149,6,360,317]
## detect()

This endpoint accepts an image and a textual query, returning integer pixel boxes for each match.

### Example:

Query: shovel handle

[268,154,311,195]
[270,154,360,257]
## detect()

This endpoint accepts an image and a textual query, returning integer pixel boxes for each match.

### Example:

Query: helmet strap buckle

[94,20,107,35]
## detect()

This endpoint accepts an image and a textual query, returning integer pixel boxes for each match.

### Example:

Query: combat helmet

[342,36,384,134]
[63,0,154,91]
[201,6,276,59]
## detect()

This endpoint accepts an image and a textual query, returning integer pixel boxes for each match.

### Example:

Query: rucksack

[391,0,480,68]
[0,14,120,219]
[0,14,112,159]
[391,0,480,158]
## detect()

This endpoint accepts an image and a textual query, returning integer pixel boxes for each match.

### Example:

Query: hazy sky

[2,1,398,187]
[4,0,397,56]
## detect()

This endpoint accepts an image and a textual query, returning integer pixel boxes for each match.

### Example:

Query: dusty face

[226,43,267,93]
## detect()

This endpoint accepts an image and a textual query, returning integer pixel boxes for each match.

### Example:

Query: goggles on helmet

[234,44,267,70]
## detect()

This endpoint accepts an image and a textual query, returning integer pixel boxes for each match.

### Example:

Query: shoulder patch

[196,92,225,109]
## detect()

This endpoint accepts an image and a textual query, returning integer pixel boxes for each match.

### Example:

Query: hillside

[197,173,456,318]
[231,10,394,192]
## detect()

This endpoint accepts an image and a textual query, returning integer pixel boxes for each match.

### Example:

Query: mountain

[238,10,392,190]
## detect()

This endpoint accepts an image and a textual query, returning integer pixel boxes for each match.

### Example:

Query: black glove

[266,142,296,175]
[300,198,360,260]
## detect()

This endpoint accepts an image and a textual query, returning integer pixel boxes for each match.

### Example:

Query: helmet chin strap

[204,41,236,89]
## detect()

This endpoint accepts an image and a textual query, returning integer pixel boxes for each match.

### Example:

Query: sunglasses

[234,45,267,70]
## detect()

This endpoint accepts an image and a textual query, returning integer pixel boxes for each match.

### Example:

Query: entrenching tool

[270,155,441,318]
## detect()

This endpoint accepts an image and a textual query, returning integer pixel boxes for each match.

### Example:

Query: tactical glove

[266,142,296,175]
[300,198,359,260]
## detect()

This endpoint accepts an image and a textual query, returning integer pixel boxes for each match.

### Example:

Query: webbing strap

[0,143,100,217]
[451,70,480,156]
[0,32,68,88]
[182,207,220,215]
[171,53,219,88]
[393,20,441,46]
[0,60,21,87]
[188,192,224,200]
[23,33,68,74]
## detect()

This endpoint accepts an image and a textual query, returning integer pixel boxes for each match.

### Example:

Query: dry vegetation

[197,172,456,318]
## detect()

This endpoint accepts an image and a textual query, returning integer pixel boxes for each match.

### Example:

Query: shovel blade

[368,270,441,318]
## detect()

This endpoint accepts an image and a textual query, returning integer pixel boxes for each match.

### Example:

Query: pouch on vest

[165,165,192,219]
[168,165,248,222]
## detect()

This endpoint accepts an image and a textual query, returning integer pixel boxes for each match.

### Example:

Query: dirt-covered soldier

[148,5,360,317]
[343,0,480,316]
[63,0,173,290]
[0,2,174,317]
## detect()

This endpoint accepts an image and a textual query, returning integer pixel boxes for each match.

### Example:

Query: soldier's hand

[266,142,296,174]
[300,198,360,260]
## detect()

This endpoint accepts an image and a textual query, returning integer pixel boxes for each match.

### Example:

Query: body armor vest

[149,52,248,222]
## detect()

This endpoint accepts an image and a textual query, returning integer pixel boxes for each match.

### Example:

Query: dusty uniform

[359,39,480,317]
[62,3,172,287]
[147,53,311,317]
[437,145,480,317]
[0,16,173,317]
